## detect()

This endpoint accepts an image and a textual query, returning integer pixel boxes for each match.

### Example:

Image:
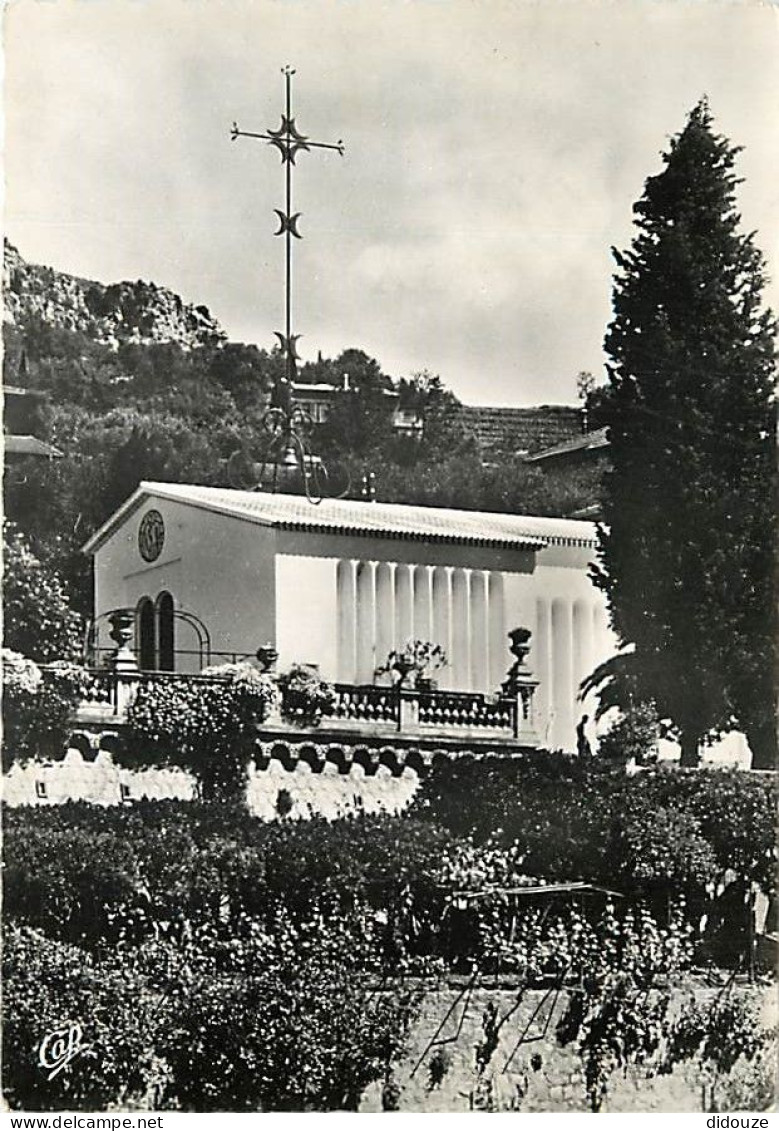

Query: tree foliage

[2,523,82,662]
[4,310,603,633]
[594,100,777,767]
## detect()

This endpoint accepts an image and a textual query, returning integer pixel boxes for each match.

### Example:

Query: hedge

[3,915,423,1111]
[4,765,775,967]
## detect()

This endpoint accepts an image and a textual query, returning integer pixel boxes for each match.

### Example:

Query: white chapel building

[84,483,617,753]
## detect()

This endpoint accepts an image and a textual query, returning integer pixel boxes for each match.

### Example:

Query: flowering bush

[375,640,447,686]
[2,650,89,770]
[276,664,335,726]
[125,663,276,800]
[2,913,425,1111]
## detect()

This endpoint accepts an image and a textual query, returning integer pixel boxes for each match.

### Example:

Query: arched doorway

[156,591,175,671]
[137,597,156,671]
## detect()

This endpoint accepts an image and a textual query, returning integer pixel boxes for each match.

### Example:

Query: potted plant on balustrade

[375,640,448,692]
[276,663,336,727]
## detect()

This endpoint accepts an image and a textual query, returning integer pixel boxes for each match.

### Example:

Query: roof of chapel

[82,482,600,555]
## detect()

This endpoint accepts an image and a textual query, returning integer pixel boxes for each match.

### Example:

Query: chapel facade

[83,483,616,753]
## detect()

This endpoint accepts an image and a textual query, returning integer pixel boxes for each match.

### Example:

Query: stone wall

[2,749,420,818]
[360,984,776,1113]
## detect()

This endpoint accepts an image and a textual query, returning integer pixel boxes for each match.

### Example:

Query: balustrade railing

[417,690,517,732]
[72,670,525,741]
[74,668,231,717]
[331,684,400,726]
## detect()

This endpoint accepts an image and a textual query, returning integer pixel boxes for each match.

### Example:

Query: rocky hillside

[3,240,225,350]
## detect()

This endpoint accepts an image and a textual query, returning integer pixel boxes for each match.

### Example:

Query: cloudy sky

[4,0,778,406]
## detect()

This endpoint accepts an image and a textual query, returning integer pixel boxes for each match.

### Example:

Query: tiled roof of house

[525,426,610,464]
[83,482,600,555]
[454,404,583,455]
[3,434,63,458]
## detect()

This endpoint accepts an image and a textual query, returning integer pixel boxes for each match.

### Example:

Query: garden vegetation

[3,755,776,1111]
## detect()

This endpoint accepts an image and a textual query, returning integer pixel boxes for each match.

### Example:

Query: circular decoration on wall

[138,509,165,563]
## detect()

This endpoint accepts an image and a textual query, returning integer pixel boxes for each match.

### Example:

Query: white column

[470,570,489,692]
[593,602,612,668]
[488,572,506,691]
[336,559,357,682]
[551,598,575,751]
[355,561,376,683]
[375,563,395,678]
[451,568,471,690]
[413,565,433,643]
[394,563,414,649]
[431,566,452,689]
[567,601,578,705]
[573,598,594,705]
[534,597,553,745]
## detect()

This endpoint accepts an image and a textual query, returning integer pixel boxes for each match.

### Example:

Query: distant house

[446,404,590,466]
[2,385,62,461]
[291,387,590,454]
[524,426,610,469]
[291,378,423,434]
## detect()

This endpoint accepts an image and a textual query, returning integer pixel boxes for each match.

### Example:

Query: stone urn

[107,609,138,672]
[392,654,418,687]
[501,627,539,743]
[507,626,533,671]
[108,609,134,650]
[255,643,279,674]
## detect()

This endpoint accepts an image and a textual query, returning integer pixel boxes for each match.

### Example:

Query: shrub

[1,651,88,770]
[3,819,143,946]
[2,915,425,1112]
[2,926,174,1111]
[125,663,276,800]
[1,803,456,952]
[5,767,775,968]
[410,753,614,881]
[597,701,660,764]
[412,756,777,956]
[554,901,694,1112]
[158,911,424,1111]
[610,802,719,898]
[655,769,777,893]
[276,664,335,726]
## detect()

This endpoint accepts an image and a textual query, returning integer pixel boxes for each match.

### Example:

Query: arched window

[156,591,175,672]
[137,597,156,671]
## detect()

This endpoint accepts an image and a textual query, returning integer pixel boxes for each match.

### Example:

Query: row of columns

[336,560,507,692]
[534,596,612,750]
[336,558,613,752]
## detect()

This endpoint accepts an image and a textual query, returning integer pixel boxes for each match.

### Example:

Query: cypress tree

[594,100,777,768]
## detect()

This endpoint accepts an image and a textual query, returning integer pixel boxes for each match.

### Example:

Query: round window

[138,509,165,563]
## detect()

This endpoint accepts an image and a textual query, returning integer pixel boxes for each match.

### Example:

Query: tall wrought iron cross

[231,66,344,388]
